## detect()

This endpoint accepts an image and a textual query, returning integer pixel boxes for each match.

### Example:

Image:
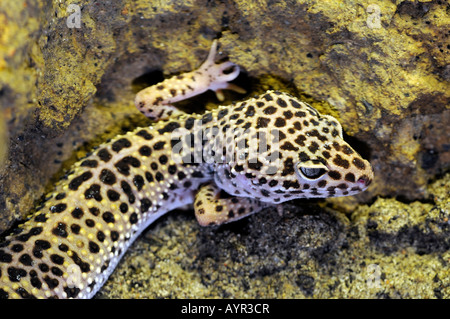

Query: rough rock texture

[0,0,448,298]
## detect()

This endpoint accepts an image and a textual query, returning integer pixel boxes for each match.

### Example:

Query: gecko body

[0,41,373,298]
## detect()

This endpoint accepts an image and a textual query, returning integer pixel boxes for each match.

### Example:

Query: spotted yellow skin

[0,41,373,299]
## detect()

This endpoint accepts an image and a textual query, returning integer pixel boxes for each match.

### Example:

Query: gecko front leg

[194,182,270,226]
[135,40,246,120]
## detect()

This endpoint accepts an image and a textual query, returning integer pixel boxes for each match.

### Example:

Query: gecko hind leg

[194,182,269,226]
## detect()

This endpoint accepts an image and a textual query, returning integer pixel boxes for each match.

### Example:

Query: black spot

[70,224,81,234]
[151,162,158,170]
[140,198,152,213]
[55,193,66,200]
[38,263,49,272]
[158,122,181,134]
[110,231,119,242]
[268,180,278,187]
[322,151,331,159]
[102,212,115,223]
[177,171,186,180]
[290,99,301,108]
[294,135,306,146]
[17,233,30,242]
[328,170,342,180]
[0,288,8,299]
[308,141,320,154]
[333,154,350,169]
[50,254,64,265]
[185,117,196,130]
[89,207,100,216]
[34,214,48,223]
[281,141,299,151]
[145,171,154,182]
[352,157,366,170]
[139,145,152,156]
[50,203,67,213]
[263,93,273,101]
[11,244,24,253]
[64,286,80,298]
[168,165,177,175]
[97,148,112,162]
[52,223,68,238]
[274,117,286,127]
[69,172,93,191]
[295,111,307,117]
[133,175,145,191]
[115,156,141,176]
[245,105,256,117]
[80,159,98,168]
[283,110,293,119]
[183,181,192,188]
[153,141,165,150]
[7,267,27,282]
[107,189,120,201]
[332,129,339,137]
[119,203,128,213]
[97,231,105,242]
[276,98,287,107]
[99,169,117,185]
[159,155,168,165]
[121,181,136,204]
[130,213,138,224]
[30,271,42,289]
[261,189,270,197]
[345,173,355,182]
[337,183,348,190]
[263,106,277,115]
[155,172,164,181]
[256,117,270,128]
[0,251,13,263]
[342,145,354,155]
[85,219,95,227]
[317,180,327,188]
[136,130,153,140]
[282,180,300,189]
[69,252,90,273]
[192,171,204,178]
[71,208,84,219]
[84,184,102,201]
[217,109,228,120]
[112,138,131,153]
[58,244,69,252]
[34,240,51,251]
[43,276,59,289]
[89,241,100,253]
[202,113,213,124]
[281,157,295,176]
[248,160,263,171]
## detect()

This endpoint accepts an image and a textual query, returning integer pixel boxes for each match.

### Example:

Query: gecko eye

[299,167,327,179]
[295,160,328,181]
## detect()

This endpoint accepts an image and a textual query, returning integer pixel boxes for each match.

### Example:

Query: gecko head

[213,91,374,203]
[293,150,373,199]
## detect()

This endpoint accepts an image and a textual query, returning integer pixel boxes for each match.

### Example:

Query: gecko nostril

[357,175,371,187]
